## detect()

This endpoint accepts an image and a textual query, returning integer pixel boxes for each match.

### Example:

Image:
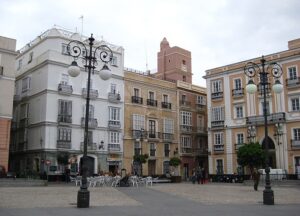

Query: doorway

[262,136,276,168]
[148,160,156,176]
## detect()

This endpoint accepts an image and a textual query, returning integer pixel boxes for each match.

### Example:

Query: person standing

[201,168,206,184]
[252,168,261,191]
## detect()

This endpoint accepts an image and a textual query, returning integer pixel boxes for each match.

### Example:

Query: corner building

[204,38,300,175]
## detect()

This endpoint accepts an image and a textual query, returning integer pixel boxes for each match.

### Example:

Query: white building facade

[10,28,124,177]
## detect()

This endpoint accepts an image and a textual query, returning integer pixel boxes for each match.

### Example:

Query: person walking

[252,168,261,191]
[196,167,202,184]
[201,168,206,184]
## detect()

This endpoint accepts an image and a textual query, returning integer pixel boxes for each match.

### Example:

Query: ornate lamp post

[67,34,113,208]
[244,56,283,205]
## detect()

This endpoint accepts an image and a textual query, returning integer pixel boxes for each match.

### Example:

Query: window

[163,94,168,103]
[62,44,70,55]
[20,103,29,119]
[234,79,242,90]
[87,131,93,144]
[196,95,206,105]
[58,127,71,141]
[183,76,186,82]
[164,144,170,157]
[61,74,69,85]
[212,80,222,93]
[163,161,170,174]
[216,159,224,174]
[84,104,94,118]
[181,94,186,102]
[22,77,31,92]
[261,101,270,115]
[58,100,72,122]
[28,52,33,64]
[110,132,120,144]
[109,107,120,121]
[86,79,93,89]
[288,67,297,80]
[182,60,186,65]
[293,128,300,140]
[110,84,117,94]
[181,136,191,148]
[211,106,225,121]
[0,66,3,76]
[150,143,156,157]
[111,56,118,66]
[132,114,145,130]
[148,120,156,138]
[148,91,155,100]
[17,59,22,70]
[237,133,244,144]
[163,119,174,134]
[291,98,300,111]
[235,105,244,118]
[134,141,141,155]
[214,133,223,145]
[134,88,140,97]
[180,111,192,126]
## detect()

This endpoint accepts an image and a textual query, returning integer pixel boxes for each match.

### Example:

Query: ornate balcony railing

[214,144,224,152]
[180,125,193,133]
[82,88,98,99]
[108,92,121,103]
[211,120,224,128]
[246,112,285,126]
[108,120,121,130]
[148,132,160,139]
[57,115,72,124]
[108,143,121,152]
[181,147,193,154]
[161,102,172,109]
[196,104,206,111]
[132,130,148,140]
[57,140,71,149]
[162,133,173,141]
[58,83,73,95]
[147,99,158,107]
[286,77,300,88]
[232,88,244,98]
[81,117,98,129]
[131,96,143,104]
[211,92,223,100]
[291,139,300,149]
[80,142,97,151]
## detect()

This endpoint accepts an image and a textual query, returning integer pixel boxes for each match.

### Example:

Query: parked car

[6,171,16,179]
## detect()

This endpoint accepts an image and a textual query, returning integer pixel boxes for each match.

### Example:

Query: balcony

[147,99,158,107]
[108,144,121,152]
[132,130,148,140]
[180,100,191,108]
[148,132,160,140]
[196,104,205,112]
[194,148,208,156]
[286,77,300,88]
[196,127,207,133]
[232,88,244,98]
[246,112,285,126]
[58,83,73,95]
[57,140,71,149]
[108,120,121,130]
[180,125,193,133]
[211,120,224,128]
[81,118,98,129]
[162,133,173,142]
[291,140,300,149]
[57,115,72,124]
[214,144,224,153]
[13,95,21,102]
[82,88,98,99]
[181,147,193,154]
[131,96,143,104]
[161,102,172,109]
[80,142,97,151]
[257,83,271,96]
[108,92,121,103]
[235,143,244,151]
[211,92,223,100]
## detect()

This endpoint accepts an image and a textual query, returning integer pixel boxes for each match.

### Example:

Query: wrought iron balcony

[291,139,300,149]
[132,130,148,140]
[232,88,244,98]
[180,125,193,133]
[196,104,206,112]
[58,83,73,95]
[181,147,193,154]
[196,126,207,133]
[211,120,224,128]
[57,140,71,149]
[80,142,97,151]
[194,148,208,155]
[57,115,72,124]
[286,77,300,88]
[108,92,121,103]
[81,117,98,129]
[246,112,285,126]
[148,132,160,139]
[162,133,173,141]
[180,100,191,107]
[108,120,121,130]
[108,143,121,152]
[147,99,158,107]
[214,144,224,152]
[161,102,172,109]
[82,88,98,99]
[211,92,223,100]
[131,96,143,104]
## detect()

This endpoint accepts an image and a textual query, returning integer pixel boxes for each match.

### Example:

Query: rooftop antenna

[79,15,84,38]
[144,40,149,72]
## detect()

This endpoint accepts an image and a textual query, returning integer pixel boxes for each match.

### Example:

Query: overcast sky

[1,0,300,87]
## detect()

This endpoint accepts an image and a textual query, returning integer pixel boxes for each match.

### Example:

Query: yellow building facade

[204,38,300,175]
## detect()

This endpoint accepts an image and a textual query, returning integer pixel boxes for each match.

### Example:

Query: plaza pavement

[0,182,299,216]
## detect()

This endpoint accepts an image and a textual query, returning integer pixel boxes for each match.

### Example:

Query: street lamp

[67,34,113,208]
[244,55,283,205]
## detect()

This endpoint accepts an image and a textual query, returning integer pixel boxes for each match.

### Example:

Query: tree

[133,154,148,176]
[169,157,181,176]
[237,142,265,174]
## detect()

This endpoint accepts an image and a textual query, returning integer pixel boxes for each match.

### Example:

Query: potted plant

[169,157,181,183]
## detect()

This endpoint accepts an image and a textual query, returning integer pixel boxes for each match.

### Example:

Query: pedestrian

[201,168,206,184]
[252,168,260,191]
[196,167,202,184]
[191,168,196,184]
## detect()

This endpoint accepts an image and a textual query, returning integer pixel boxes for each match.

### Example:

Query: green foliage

[237,142,265,171]
[169,157,181,167]
[133,154,149,164]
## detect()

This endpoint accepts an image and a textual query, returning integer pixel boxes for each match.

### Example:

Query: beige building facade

[0,36,17,172]
[204,38,300,175]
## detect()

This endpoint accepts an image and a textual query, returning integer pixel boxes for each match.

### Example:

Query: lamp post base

[263,188,274,205]
[77,189,90,208]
